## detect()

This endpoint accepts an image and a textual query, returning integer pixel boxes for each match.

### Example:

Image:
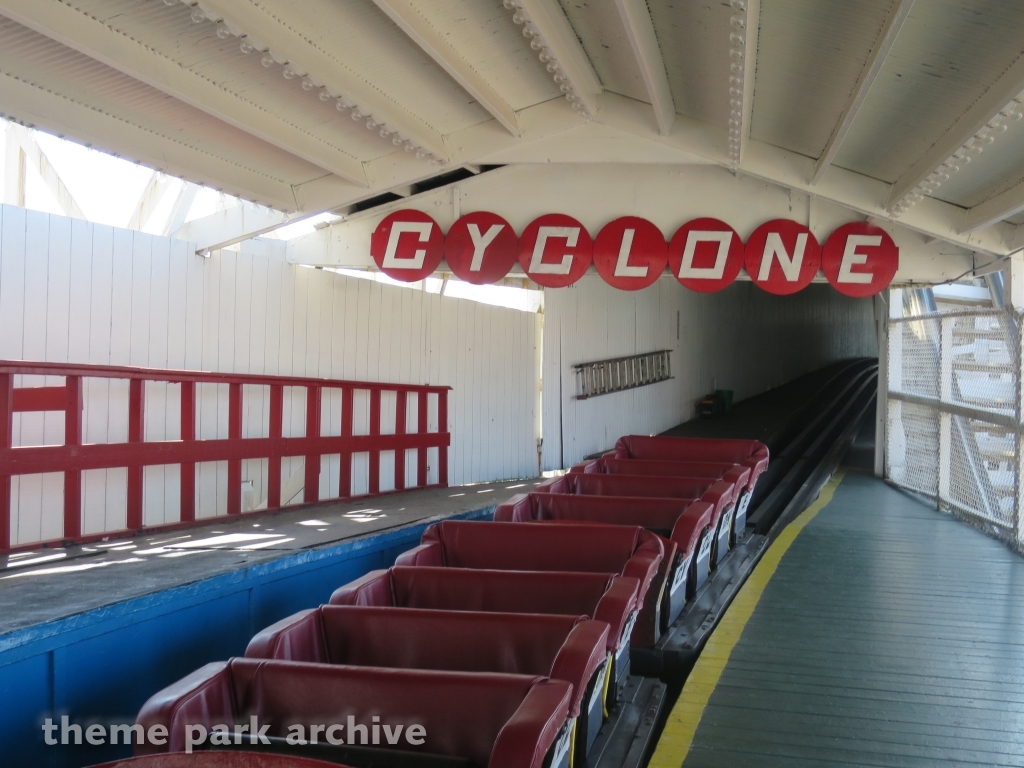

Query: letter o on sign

[370,210,444,282]
[821,222,899,297]
[668,218,744,293]
[445,212,518,285]
[745,219,821,295]
[593,217,667,290]
[519,213,592,288]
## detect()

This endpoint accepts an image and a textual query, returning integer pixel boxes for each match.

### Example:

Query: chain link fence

[887,309,1022,543]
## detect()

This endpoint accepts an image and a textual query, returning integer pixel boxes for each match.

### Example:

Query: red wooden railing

[0,361,450,552]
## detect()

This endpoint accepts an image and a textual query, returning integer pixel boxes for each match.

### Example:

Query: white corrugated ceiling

[1,0,1024,245]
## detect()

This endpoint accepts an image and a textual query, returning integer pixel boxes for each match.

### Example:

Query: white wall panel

[0,205,539,545]
[542,276,878,470]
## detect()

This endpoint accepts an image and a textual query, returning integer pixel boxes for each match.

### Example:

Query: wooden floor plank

[676,470,1024,767]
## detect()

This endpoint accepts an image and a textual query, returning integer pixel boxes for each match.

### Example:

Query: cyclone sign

[371,211,899,296]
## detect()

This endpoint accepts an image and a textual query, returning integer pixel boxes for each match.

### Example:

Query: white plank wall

[542,276,878,470]
[0,205,539,546]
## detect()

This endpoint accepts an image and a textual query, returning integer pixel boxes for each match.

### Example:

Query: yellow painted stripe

[648,470,847,768]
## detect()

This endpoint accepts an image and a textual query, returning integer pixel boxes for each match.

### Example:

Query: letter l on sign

[614,229,648,277]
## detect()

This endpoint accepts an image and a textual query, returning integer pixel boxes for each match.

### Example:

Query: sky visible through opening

[0,119,541,313]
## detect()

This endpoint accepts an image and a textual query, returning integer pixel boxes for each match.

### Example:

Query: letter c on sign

[668,218,744,293]
[593,216,667,290]
[444,211,518,284]
[744,219,821,295]
[821,222,899,297]
[370,210,444,282]
[519,213,593,287]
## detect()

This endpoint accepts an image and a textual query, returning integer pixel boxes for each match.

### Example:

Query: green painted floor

[683,470,1024,768]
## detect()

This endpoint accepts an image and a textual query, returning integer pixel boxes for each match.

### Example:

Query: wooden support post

[0,373,11,551]
[340,387,353,498]
[303,385,321,503]
[369,389,381,495]
[180,381,195,523]
[417,391,428,488]
[64,375,83,538]
[394,390,407,490]
[227,383,242,515]
[438,390,449,487]
[268,384,283,509]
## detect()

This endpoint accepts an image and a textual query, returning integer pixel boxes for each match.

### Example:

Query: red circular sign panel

[519,214,593,288]
[445,212,518,285]
[744,219,821,295]
[821,222,899,298]
[370,210,444,282]
[593,217,667,290]
[668,218,744,293]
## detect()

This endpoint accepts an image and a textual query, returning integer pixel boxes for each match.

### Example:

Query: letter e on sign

[445,212,518,284]
[519,213,593,288]
[669,218,744,293]
[593,217,667,290]
[821,222,898,297]
[745,219,821,295]
[371,210,444,282]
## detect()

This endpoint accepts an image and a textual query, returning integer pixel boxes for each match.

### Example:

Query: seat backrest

[612,435,759,462]
[537,473,717,499]
[136,657,571,768]
[612,436,768,485]
[580,457,738,479]
[391,566,617,615]
[414,520,658,577]
[91,754,347,767]
[249,605,582,674]
[494,493,691,535]
[328,567,637,653]
[244,661,551,768]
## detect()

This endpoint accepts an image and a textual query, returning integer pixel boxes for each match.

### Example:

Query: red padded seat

[329,566,639,657]
[135,658,572,768]
[90,755,347,767]
[245,606,607,720]
[245,606,611,762]
[567,458,753,556]
[493,493,717,630]
[395,520,662,616]
[569,458,751,494]
[609,435,768,490]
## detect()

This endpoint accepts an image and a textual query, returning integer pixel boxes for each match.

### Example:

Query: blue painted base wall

[0,509,492,768]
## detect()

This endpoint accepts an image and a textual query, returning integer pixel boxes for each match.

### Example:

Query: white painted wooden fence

[0,205,539,546]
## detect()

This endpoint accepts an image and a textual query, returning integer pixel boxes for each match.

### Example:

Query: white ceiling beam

[162,182,200,237]
[3,122,25,206]
[516,0,602,116]
[199,0,449,160]
[739,0,759,163]
[0,72,303,210]
[126,172,175,231]
[170,201,292,254]
[812,0,915,185]
[887,52,1024,207]
[611,0,675,135]
[961,182,1024,233]
[7,121,85,218]
[0,0,368,187]
[369,0,520,137]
